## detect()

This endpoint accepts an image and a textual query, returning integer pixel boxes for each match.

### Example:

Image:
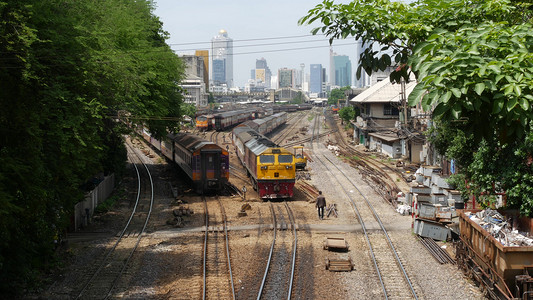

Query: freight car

[232,113,295,199]
[139,126,229,194]
[455,209,532,299]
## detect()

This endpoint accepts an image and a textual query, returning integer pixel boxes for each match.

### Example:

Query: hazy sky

[153,0,358,88]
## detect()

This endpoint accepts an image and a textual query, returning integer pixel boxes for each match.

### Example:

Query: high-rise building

[278,68,295,88]
[211,29,233,88]
[255,58,271,89]
[333,55,352,87]
[195,50,209,90]
[179,54,208,107]
[300,63,305,89]
[310,64,323,94]
[330,49,352,87]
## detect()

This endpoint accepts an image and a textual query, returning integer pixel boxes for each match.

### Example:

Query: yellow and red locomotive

[232,113,295,199]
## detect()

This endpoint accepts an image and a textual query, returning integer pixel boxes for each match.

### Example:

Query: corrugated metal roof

[350,75,417,104]
[368,132,400,142]
[233,126,258,145]
[168,133,214,152]
[245,137,277,156]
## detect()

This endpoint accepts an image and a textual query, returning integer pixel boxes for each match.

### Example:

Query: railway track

[202,195,235,300]
[257,201,297,300]
[271,112,305,145]
[324,112,408,204]
[310,109,321,149]
[315,153,420,299]
[209,131,220,143]
[75,139,154,300]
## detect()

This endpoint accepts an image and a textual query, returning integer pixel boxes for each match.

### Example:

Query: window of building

[383,103,399,116]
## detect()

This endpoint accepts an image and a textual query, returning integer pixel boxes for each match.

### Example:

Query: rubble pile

[466,209,533,247]
[327,144,340,156]
[396,204,411,216]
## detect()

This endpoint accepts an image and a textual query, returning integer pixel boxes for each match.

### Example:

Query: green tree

[328,86,350,105]
[338,105,358,125]
[0,0,184,294]
[292,91,303,104]
[300,0,533,215]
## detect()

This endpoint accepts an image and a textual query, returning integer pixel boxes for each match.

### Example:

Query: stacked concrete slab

[409,166,463,240]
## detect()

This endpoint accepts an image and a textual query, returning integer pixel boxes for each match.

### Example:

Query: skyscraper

[355,39,370,88]
[278,68,295,88]
[310,64,323,94]
[211,29,233,88]
[255,58,272,89]
[330,49,352,87]
[195,50,209,90]
[333,55,352,87]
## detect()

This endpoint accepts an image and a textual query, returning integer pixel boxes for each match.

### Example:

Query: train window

[278,155,293,163]
[207,155,215,169]
[260,155,275,164]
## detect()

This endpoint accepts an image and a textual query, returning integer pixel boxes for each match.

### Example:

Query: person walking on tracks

[316,191,326,220]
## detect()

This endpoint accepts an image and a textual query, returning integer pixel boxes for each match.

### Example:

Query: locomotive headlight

[285,165,293,169]
[261,166,268,170]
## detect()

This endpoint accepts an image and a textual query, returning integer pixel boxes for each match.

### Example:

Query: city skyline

[153,0,359,88]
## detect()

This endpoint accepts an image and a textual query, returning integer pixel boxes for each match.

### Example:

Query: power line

[167,34,325,46]
[171,38,330,52]
[0,41,357,69]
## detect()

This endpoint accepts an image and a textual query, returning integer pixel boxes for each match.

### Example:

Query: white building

[180,54,208,107]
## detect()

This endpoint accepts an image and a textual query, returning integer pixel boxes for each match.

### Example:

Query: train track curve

[75,139,154,299]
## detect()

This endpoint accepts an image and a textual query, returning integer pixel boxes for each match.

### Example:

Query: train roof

[214,109,253,118]
[245,136,278,156]
[233,126,259,145]
[168,132,219,152]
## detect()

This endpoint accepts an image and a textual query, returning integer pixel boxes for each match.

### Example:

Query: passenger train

[232,112,295,199]
[196,109,255,131]
[138,126,229,194]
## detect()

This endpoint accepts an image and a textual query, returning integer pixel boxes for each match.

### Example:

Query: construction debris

[323,235,349,251]
[466,209,533,247]
[238,203,251,217]
[325,257,354,271]
[173,206,193,217]
[326,204,338,218]
[327,144,341,156]
[396,204,411,216]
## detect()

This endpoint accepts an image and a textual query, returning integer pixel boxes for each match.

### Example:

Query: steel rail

[202,196,208,300]
[284,130,334,148]
[284,201,297,300]
[257,202,277,300]
[322,154,418,299]
[314,154,387,298]
[217,196,236,300]
[105,146,154,299]
[271,112,305,145]
[76,140,153,299]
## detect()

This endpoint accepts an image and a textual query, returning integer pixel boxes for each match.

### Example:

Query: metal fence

[72,174,115,231]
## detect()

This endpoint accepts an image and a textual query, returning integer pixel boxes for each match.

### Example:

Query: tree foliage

[339,105,358,124]
[0,0,183,294]
[300,0,533,215]
[328,86,350,105]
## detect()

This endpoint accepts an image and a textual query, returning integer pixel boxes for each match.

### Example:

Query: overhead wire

[0,37,356,69]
